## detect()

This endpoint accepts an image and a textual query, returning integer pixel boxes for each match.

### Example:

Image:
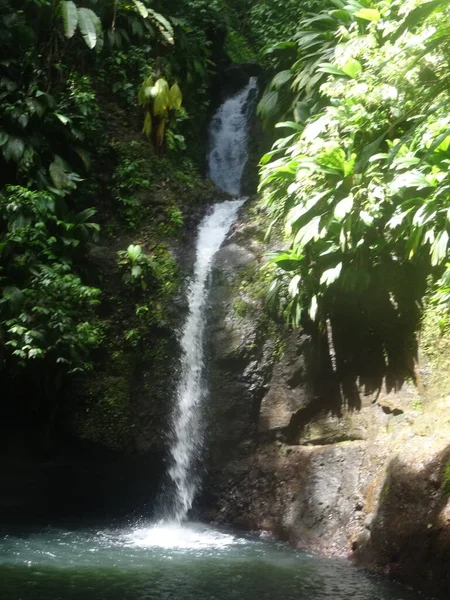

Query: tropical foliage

[259,0,450,382]
[0,0,238,386]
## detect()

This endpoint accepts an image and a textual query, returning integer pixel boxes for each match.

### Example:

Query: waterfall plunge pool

[0,521,428,600]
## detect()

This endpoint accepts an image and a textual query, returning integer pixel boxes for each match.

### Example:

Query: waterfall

[208,77,259,196]
[164,76,258,523]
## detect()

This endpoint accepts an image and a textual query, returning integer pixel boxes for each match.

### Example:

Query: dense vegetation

[0,0,257,436]
[258,0,450,388]
[3,0,450,442]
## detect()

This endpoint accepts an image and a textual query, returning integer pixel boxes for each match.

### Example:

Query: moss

[224,30,256,63]
[232,297,253,318]
[272,336,287,359]
[411,396,424,411]
[420,302,450,396]
[380,479,391,504]
[442,460,450,495]
[75,376,132,450]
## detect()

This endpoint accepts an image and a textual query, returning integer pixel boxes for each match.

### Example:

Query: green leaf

[257,91,279,119]
[390,171,431,193]
[267,252,303,272]
[294,215,321,248]
[152,78,170,116]
[142,111,152,137]
[148,8,174,44]
[288,274,301,298]
[334,195,354,220]
[55,112,71,125]
[309,295,318,321]
[342,58,362,78]
[320,263,342,286]
[127,244,143,261]
[75,207,97,223]
[354,8,381,22]
[2,286,24,311]
[74,147,91,170]
[61,0,78,39]
[131,265,142,278]
[329,9,352,22]
[156,120,165,148]
[431,230,449,266]
[317,63,349,77]
[271,70,292,89]
[275,121,303,131]
[168,83,182,110]
[77,7,98,49]
[49,155,78,191]
[132,0,148,18]
[3,136,24,162]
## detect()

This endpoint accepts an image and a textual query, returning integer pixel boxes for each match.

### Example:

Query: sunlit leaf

[288,274,301,298]
[148,8,174,44]
[320,262,342,286]
[77,7,98,49]
[342,58,362,78]
[354,8,381,22]
[431,230,449,266]
[309,295,318,321]
[168,83,182,110]
[132,0,148,18]
[334,195,353,220]
[61,0,78,38]
[142,111,152,137]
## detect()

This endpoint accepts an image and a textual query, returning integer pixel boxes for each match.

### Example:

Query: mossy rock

[442,460,450,496]
[73,373,133,451]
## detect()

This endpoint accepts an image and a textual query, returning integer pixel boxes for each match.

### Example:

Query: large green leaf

[271,70,292,89]
[152,78,170,116]
[61,0,78,39]
[49,155,79,192]
[342,58,362,78]
[257,91,279,119]
[132,0,148,18]
[142,112,152,137]
[3,137,24,162]
[320,262,342,286]
[431,230,449,266]
[354,8,380,22]
[77,7,98,49]
[148,8,174,44]
[168,83,182,110]
[317,63,349,77]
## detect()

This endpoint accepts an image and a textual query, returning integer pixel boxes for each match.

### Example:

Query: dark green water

[0,522,427,600]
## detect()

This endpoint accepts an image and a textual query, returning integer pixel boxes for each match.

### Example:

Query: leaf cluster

[260,0,450,379]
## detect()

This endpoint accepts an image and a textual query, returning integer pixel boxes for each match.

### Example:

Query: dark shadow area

[0,446,165,529]
[284,258,427,444]
[355,444,450,599]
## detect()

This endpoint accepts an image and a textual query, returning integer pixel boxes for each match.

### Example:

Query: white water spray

[208,77,259,196]
[165,76,258,522]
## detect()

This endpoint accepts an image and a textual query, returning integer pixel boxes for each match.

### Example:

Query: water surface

[0,522,427,600]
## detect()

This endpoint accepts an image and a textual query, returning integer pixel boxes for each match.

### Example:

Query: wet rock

[200,198,450,598]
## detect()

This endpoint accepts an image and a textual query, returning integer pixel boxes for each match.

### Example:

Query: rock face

[202,202,450,599]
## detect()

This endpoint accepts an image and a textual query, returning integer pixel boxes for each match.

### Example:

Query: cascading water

[208,77,259,196]
[166,199,242,521]
[164,77,259,522]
